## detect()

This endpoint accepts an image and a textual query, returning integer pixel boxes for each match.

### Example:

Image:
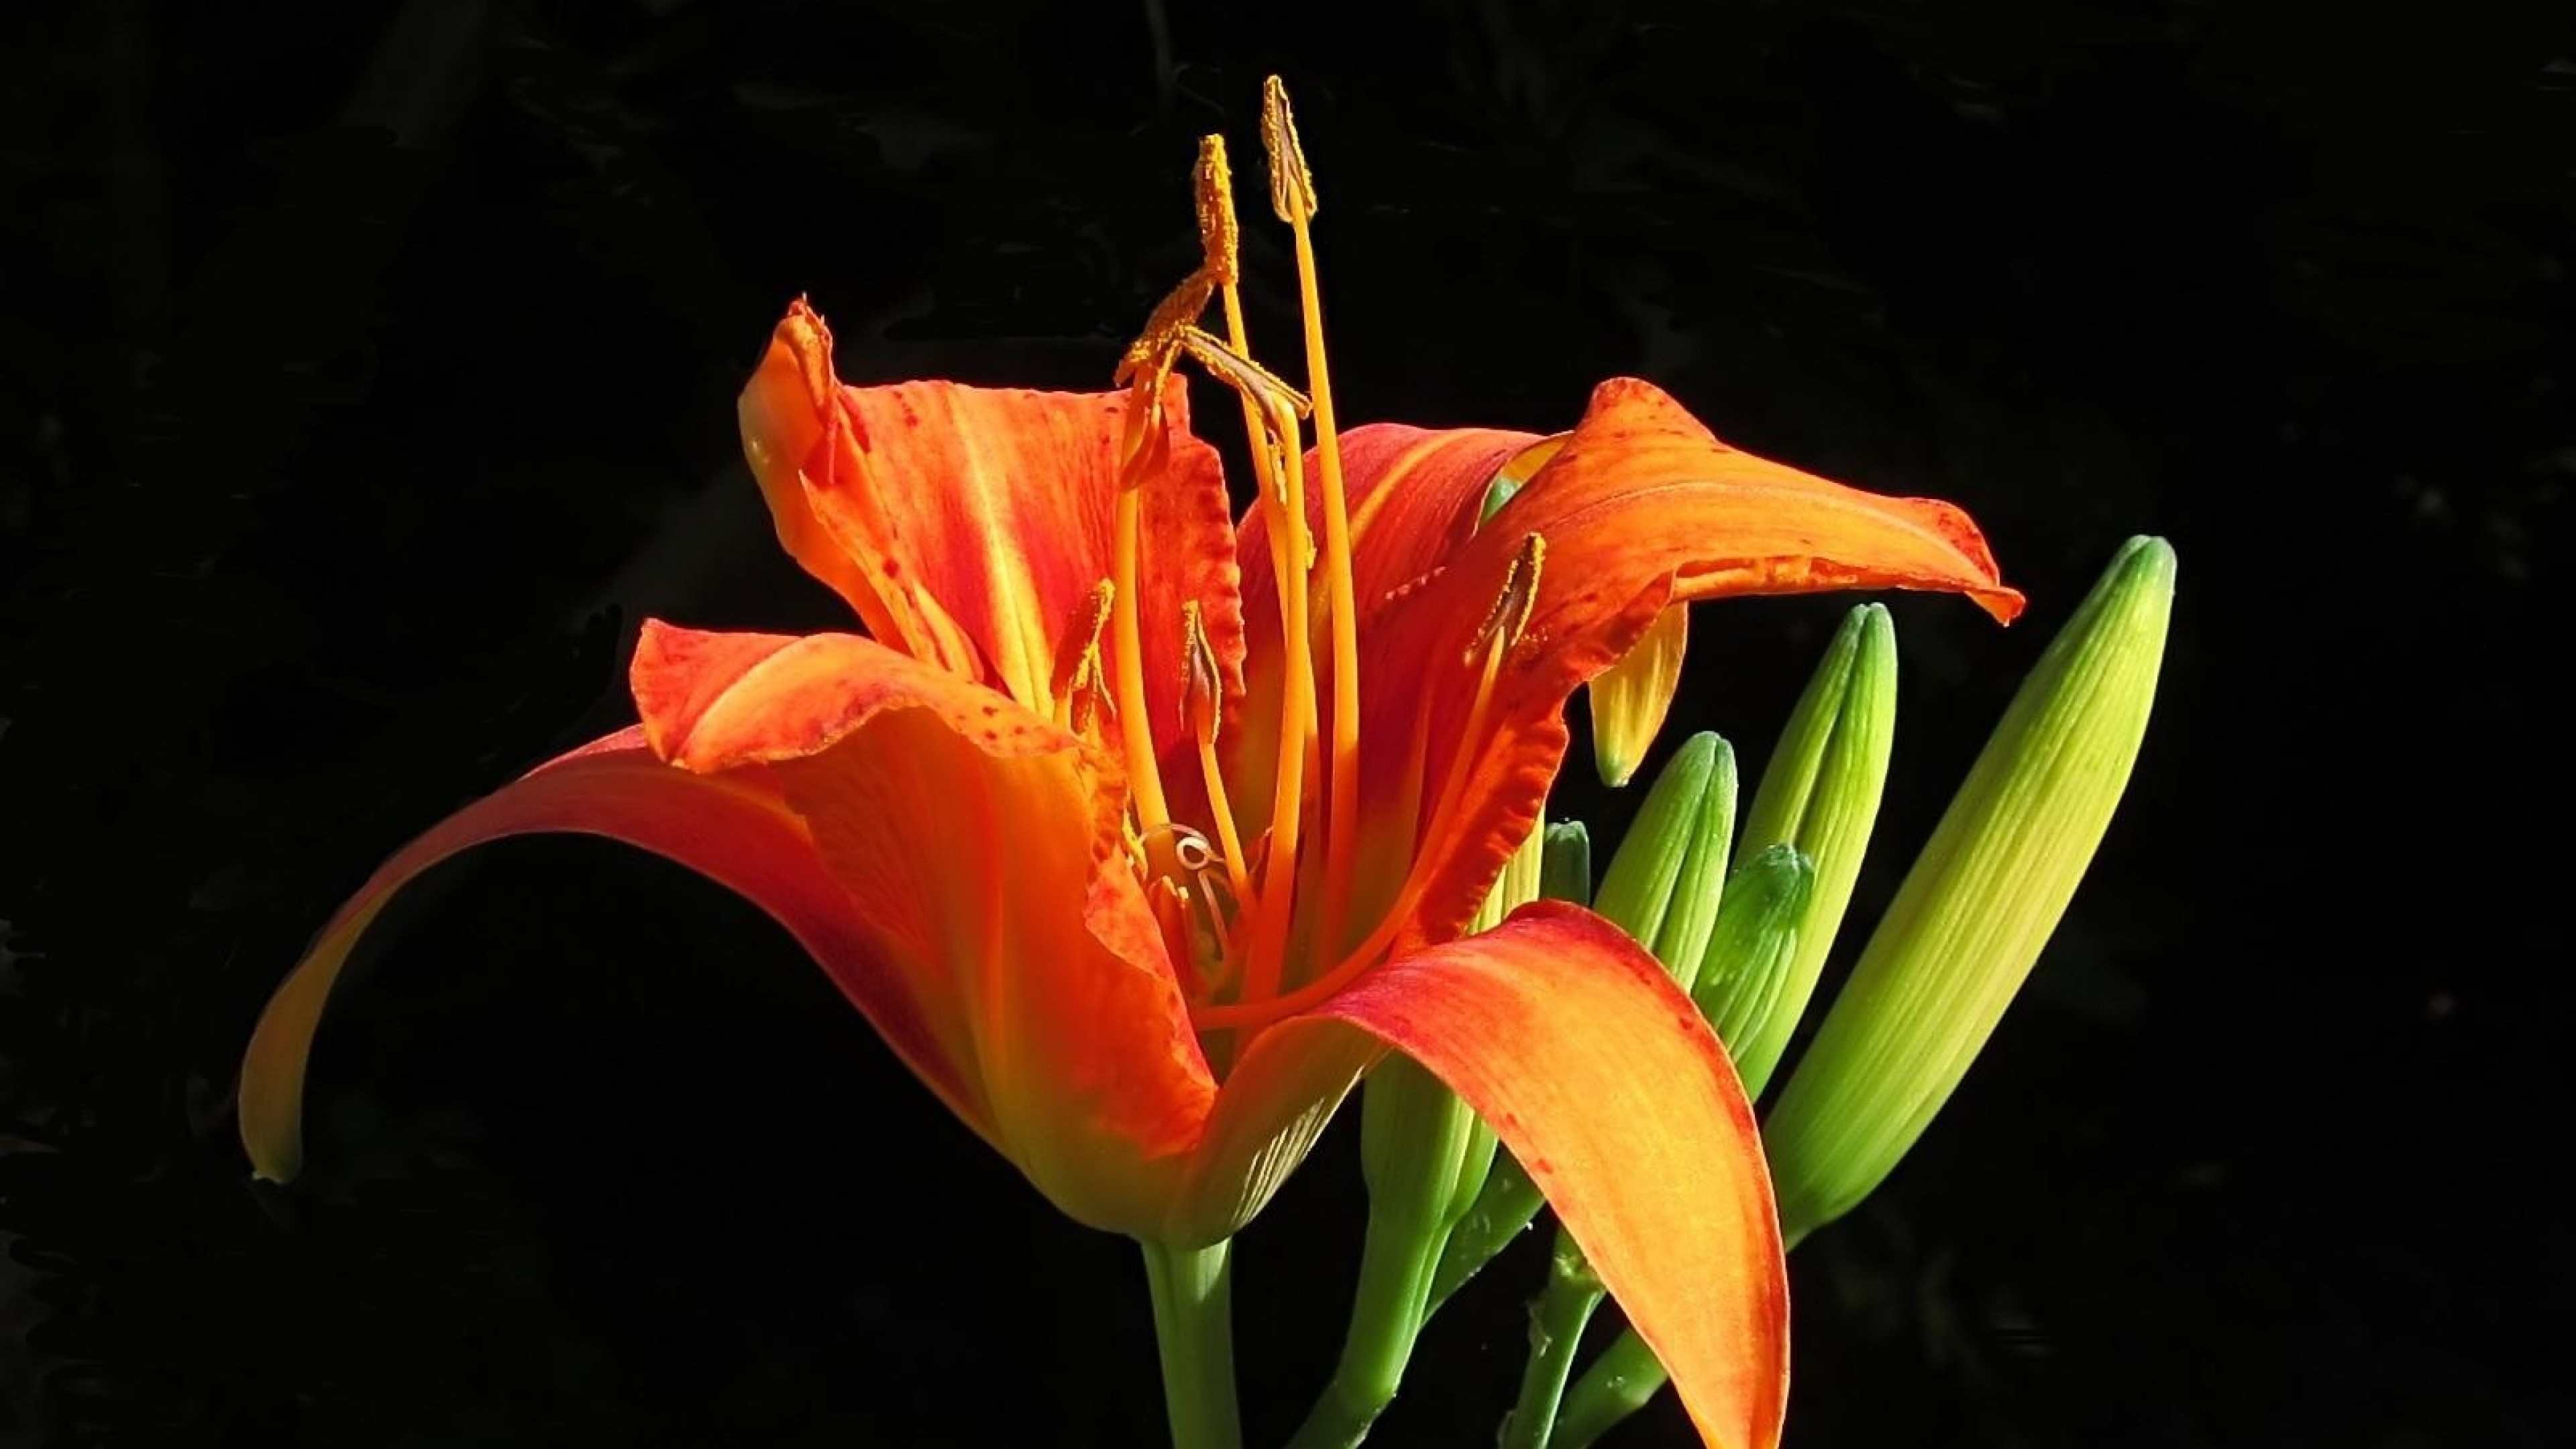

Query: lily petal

[1227,425,1533,821]
[1348,377,2023,953]
[237,727,996,1183]
[632,620,1216,1234]
[737,299,1246,753]
[1589,600,1690,788]
[1189,904,1788,1449]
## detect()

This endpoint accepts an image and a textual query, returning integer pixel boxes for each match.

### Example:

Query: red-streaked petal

[735,300,1246,757]
[1226,425,1534,830]
[237,727,995,1183]
[1234,422,1537,651]
[631,619,1216,1235]
[1181,904,1788,1446]
[1349,376,2023,952]
[631,618,1072,772]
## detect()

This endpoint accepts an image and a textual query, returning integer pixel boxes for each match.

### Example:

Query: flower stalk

[1142,1237,1243,1449]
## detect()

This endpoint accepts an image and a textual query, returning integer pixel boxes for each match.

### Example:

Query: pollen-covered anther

[1051,579,1120,733]
[1194,135,1240,288]
[1176,325,1311,423]
[1259,76,1318,223]
[1466,533,1548,663]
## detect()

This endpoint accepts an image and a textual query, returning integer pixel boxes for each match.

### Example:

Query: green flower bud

[1727,603,1898,1097]
[1690,843,1817,1098]
[1589,732,1738,993]
[1764,538,2176,1246]
[1540,820,1593,907]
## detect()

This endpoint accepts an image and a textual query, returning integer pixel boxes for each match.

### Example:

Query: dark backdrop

[4,2,2567,1446]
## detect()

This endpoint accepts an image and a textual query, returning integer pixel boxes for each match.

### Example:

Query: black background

[3,2,2568,1446]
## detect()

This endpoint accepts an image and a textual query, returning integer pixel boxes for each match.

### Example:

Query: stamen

[1258,76,1318,224]
[1112,484,1175,837]
[1263,75,1365,957]
[1193,533,1546,1031]
[1466,532,1547,661]
[1177,325,1311,423]
[1237,393,1318,1006]
[1195,136,1239,288]
[1116,272,1215,480]
[1051,580,1119,731]
[1183,601,1256,906]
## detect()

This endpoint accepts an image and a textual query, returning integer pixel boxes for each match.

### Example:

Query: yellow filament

[1183,602,1256,907]
[1192,623,1509,1031]
[1293,214,1364,956]
[1238,395,1317,1006]
[1262,76,1366,958]
[1112,479,1173,837]
[1195,532,1542,1030]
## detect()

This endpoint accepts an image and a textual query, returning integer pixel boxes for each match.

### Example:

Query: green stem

[1141,1238,1242,1449]
[1284,1200,1442,1449]
[1427,1151,1544,1310]
[1499,1228,1608,1449]
[1550,1328,1665,1449]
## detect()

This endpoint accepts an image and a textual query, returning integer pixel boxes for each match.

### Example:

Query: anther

[1177,325,1311,423]
[1260,76,1318,223]
[1466,533,1547,662]
[1051,580,1120,734]
[1195,136,1240,288]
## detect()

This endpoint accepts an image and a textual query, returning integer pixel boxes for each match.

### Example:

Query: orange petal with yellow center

[1345,376,2023,955]
[631,620,1216,1234]
[1173,903,1788,1446]
[735,299,1245,760]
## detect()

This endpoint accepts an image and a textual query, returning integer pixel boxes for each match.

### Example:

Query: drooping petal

[237,727,996,1184]
[1342,377,2024,956]
[631,620,1216,1235]
[1185,904,1788,1449]
[735,300,1245,758]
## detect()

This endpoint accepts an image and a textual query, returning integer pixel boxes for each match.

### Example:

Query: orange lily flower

[238,85,2019,1449]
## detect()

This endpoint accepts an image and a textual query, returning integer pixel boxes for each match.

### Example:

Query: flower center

[1106,79,1542,1040]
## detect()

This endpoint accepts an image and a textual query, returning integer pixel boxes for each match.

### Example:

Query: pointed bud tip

[2110,535,2180,592]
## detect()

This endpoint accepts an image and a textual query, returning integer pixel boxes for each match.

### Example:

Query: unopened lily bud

[1764,538,2176,1247]
[1589,732,1738,994]
[1540,820,1593,907]
[1689,843,1817,1098]
[1588,602,1689,788]
[1726,603,1898,1096]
